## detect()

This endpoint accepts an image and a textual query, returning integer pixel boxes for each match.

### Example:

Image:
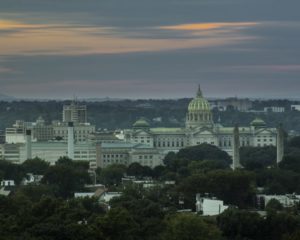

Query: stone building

[124,86,277,157]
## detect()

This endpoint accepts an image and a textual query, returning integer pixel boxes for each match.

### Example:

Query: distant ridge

[0,93,16,101]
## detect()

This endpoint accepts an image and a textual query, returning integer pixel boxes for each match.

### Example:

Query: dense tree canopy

[162,213,221,240]
[1,138,300,239]
[240,146,276,170]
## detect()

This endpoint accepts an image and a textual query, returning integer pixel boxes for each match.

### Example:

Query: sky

[0,0,299,99]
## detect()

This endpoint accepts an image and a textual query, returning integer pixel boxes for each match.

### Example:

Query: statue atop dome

[197,84,203,97]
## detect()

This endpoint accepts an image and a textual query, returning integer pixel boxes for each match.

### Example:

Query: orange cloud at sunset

[159,22,258,31]
[0,19,258,56]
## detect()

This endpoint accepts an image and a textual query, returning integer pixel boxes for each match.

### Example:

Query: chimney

[26,130,32,160]
[68,122,74,159]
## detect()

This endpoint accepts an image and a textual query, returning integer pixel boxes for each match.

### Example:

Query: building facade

[124,86,277,157]
[63,101,87,124]
[0,87,279,168]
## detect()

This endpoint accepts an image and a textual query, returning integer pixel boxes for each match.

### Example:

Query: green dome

[186,85,214,129]
[188,85,211,112]
[251,117,266,127]
[133,118,150,128]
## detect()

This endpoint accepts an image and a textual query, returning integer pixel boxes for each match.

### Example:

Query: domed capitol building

[103,86,279,168]
[0,86,283,170]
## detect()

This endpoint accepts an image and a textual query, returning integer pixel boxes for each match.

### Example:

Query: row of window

[134,136,151,139]
[219,140,252,147]
[103,154,125,158]
[154,141,184,148]
[103,159,127,164]
[134,140,151,143]
[55,130,92,134]
[257,139,273,142]
[138,155,153,160]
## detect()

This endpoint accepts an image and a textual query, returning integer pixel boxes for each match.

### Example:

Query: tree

[283,230,300,240]
[178,170,256,208]
[240,146,276,170]
[22,157,50,175]
[0,160,25,184]
[96,208,138,240]
[188,159,228,174]
[42,164,90,198]
[15,184,54,202]
[265,199,283,213]
[127,162,153,178]
[264,212,300,240]
[110,185,166,240]
[152,165,167,179]
[279,153,300,173]
[288,136,300,149]
[177,143,231,163]
[217,208,263,240]
[256,169,300,194]
[162,213,221,240]
[99,164,127,186]
[163,144,231,174]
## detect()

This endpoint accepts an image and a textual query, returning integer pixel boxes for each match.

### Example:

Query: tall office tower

[63,101,87,124]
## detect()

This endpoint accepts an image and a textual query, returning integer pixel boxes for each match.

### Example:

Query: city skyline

[0,0,300,99]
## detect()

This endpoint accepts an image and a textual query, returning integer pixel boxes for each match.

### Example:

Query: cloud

[0,67,14,73]
[0,0,299,99]
[0,19,258,56]
[159,22,258,31]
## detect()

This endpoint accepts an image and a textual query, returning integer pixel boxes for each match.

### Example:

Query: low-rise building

[291,105,300,111]
[257,194,300,209]
[196,194,229,216]
[264,107,285,113]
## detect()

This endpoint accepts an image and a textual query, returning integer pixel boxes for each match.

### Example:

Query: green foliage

[265,199,283,212]
[127,162,153,178]
[15,184,55,202]
[162,213,221,240]
[176,143,231,164]
[0,160,25,184]
[22,157,50,175]
[178,170,256,208]
[0,194,105,240]
[42,160,91,198]
[96,207,138,240]
[240,146,276,170]
[288,136,300,149]
[98,164,127,186]
[256,169,300,194]
[279,154,300,173]
[163,144,231,178]
[283,230,300,240]
[188,159,229,174]
[152,165,167,179]
[218,209,263,240]
[264,212,300,240]
[110,185,166,240]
